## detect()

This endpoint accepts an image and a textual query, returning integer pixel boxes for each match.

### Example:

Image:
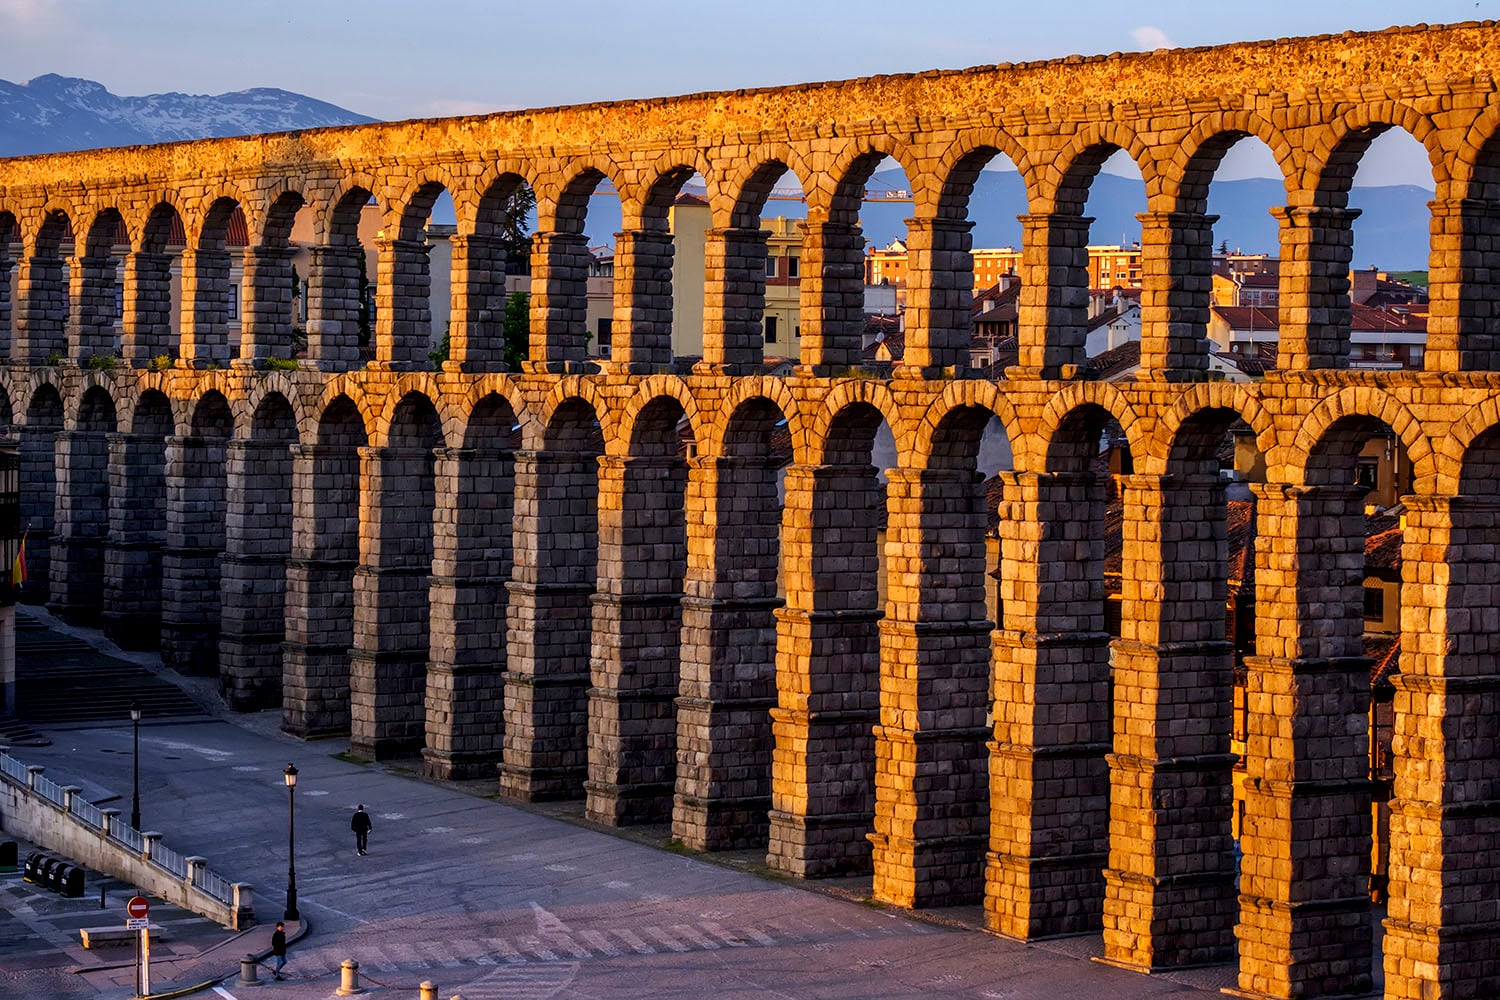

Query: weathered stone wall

[0,21,1498,1000]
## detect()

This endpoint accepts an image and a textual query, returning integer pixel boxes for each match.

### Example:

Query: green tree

[503,291,529,370]
[498,186,536,276]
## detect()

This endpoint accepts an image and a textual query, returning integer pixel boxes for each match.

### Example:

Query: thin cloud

[1131,26,1175,51]
[0,0,63,30]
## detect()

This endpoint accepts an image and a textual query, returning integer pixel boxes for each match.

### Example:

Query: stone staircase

[13,609,207,726]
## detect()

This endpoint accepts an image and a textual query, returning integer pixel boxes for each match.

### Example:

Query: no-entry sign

[126,896,149,919]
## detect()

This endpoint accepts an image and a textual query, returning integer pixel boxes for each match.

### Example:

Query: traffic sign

[126,896,149,919]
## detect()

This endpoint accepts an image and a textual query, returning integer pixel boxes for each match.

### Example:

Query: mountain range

[0,75,1433,271]
[0,74,374,157]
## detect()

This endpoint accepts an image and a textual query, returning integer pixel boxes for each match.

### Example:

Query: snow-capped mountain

[0,75,376,157]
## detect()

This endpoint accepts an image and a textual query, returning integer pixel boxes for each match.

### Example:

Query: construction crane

[589,178,913,203]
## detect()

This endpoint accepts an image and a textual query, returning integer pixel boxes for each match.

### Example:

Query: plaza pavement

[2,610,1231,1000]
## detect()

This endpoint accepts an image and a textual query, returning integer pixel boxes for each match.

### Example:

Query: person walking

[270,921,287,980]
[352,804,373,856]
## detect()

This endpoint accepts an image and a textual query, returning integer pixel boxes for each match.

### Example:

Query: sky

[1,0,1491,186]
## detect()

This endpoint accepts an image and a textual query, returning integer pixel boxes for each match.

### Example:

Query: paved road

[2,610,1231,999]
[6,713,1230,1000]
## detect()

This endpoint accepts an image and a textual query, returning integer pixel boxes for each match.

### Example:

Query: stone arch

[190,193,246,250]
[305,379,377,443]
[28,204,76,257]
[64,376,122,430]
[718,143,815,230]
[634,152,710,231]
[914,380,1022,471]
[615,376,700,458]
[540,154,627,235]
[705,376,807,462]
[1173,111,1298,215]
[1433,396,1500,496]
[321,173,383,244]
[245,186,310,246]
[238,372,309,440]
[1453,105,1500,201]
[1284,386,1435,492]
[1031,381,1141,473]
[250,390,298,439]
[454,375,528,448]
[1307,102,1446,204]
[190,388,233,438]
[931,127,1036,220]
[1044,121,1156,215]
[129,388,174,436]
[1151,382,1275,477]
[538,376,615,448]
[810,379,906,465]
[136,199,184,254]
[471,164,538,236]
[818,136,922,227]
[389,169,462,242]
[368,373,444,447]
[81,206,126,257]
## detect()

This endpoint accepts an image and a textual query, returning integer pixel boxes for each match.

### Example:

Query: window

[787,256,799,278]
[764,256,778,278]
[1354,460,1378,491]
[765,316,778,343]
[227,283,239,320]
[1364,586,1385,622]
[1409,346,1423,369]
[596,318,613,357]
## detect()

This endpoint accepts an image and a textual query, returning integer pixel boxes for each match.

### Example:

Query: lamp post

[283,762,299,922]
[129,701,141,830]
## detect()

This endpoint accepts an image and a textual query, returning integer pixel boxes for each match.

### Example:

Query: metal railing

[150,841,187,879]
[111,822,144,853]
[0,748,234,904]
[193,866,232,902]
[70,794,103,827]
[31,770,64,806]
[0,751,26,784]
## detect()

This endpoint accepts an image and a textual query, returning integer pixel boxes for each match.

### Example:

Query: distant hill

[581,169,1434,273]
[0,74,375,157]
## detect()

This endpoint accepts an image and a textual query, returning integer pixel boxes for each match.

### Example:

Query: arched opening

[1169,132,1288,379]
[586,394,691,825]
[768,400,890,877]
[1235,413,1409,997]
[72,208,125,364]
[380,184,455,369]
[422,392,520,779]
[1098,406,1242,970]
[460,174,534,372]
[870,403,1004,909]
[0,211,18,358]
[527,169,608,372]
[101,389,171,649]
[500,397,602,799]
[220,391,297,710]
[282,395,367,738]
[1379,427,1500,997]
[672,396,787,851]
[931,144,1029,373]
[159,390,233,672]
[350,391,442,760]
[18,384,63,600]
[304,186,383,370]
[123,203,183,368]
[50,385,116,624]
[18,211,72,365]
[821,153,915,374]
[178,198,242,368]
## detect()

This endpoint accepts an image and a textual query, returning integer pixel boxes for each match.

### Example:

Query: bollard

[335,958,364,996]
[237,954,262,987]
[420,982,436,1000]
[100,884,107,910]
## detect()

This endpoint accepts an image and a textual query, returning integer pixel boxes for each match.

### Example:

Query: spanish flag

[11,529,26,590]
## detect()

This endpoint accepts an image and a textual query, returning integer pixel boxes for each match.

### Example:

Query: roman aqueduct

[0,20,1497,1000]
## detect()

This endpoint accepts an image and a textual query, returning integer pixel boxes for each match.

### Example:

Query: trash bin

[22,851,46,882]
[0,840,17,872]
[61,865,85,898]
[45,857,67,892]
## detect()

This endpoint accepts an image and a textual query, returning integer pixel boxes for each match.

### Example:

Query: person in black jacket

[352,804,373,855]
[271,921,287,980]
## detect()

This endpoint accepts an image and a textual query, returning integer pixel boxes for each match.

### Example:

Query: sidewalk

[3,606,1234,1000]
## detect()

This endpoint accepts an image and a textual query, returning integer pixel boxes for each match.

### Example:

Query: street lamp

[283,762,299,922]
[129,701,141,830]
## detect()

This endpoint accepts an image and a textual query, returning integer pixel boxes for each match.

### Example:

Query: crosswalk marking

[579,930,621,956]
[613,928,656,954]
[645,927,690,952]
